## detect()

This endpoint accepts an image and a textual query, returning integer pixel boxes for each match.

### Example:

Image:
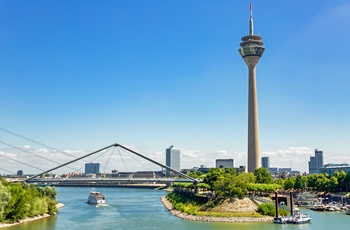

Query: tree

[294,175,308,190]
[315,174,330,191]
[203,168,224,191]
[254,168,273,184]
[0,183,11,222]
[187,170,203,179]
[274,178,284,187]
[284,178,295,190]
[333,170,346,191]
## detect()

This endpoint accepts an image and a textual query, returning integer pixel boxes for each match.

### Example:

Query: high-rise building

[17,170,23,177]
[85,163,100,174]
[238,4,265,172]
[166,145,180,177]
[216,159,235,168]
[308,149,324,174]
[261,156,270,169]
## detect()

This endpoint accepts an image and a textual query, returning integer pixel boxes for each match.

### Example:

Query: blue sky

[1,0,349,174]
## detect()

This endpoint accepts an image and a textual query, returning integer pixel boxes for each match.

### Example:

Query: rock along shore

[0,203,65,229]
[161,196,273,223]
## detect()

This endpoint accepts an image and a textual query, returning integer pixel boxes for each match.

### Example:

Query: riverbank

[161,196,273,223]
[0,203,64,229]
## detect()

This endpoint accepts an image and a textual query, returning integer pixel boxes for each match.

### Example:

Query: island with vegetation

[0,178,58,228]
[162,167,350,222]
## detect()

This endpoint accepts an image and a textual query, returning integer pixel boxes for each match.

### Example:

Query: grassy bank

[165,192,267,218]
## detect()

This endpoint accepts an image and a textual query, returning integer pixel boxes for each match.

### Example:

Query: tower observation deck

[238,4,265,172]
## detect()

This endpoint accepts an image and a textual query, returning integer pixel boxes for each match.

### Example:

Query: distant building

[322,163,350,176]
[85,163,100,174]
[261,156,270,169]
[216,159,234,168]
[267,167,278,175]
[291,170,301,176]
[234,166,247,174]
[17,170,23,177]
[166,145,180,177]
[279,168,292,173]
[308,149,324,174]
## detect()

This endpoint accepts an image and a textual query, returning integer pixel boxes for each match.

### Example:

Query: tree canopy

[0,179,57,223]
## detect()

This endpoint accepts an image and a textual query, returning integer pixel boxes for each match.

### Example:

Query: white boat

[273,216,290,224]
[310,203,325,211]
[87,191,105,205]
[274,208,311,225]
[287,213,311,224]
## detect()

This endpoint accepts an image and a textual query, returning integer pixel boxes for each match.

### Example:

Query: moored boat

[88,191,105,205]
[273,216,290,224]
[287,212,311,224]
[310,203,325,211]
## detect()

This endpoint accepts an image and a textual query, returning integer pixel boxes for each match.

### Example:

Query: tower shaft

[248,65,260,172]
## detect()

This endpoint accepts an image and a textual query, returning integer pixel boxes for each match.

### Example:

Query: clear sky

[1,0,349,174]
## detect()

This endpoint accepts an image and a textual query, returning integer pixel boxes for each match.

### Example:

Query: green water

[4,187,349,230]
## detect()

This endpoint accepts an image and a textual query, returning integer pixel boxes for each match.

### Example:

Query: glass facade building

[166,146,180,177]
[261,156,270,169]
[85,163,100,174]
[308,149,324,174]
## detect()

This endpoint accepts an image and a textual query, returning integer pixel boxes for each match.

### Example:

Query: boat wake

[96,203,110,207]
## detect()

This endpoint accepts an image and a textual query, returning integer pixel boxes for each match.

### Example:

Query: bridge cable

[119,146,155,172]
[0,153,44,172]
[102,146,115,174]
[0,140,80,172]
[116,147,129,172]
[0,126,92,162]
[0,167,15,175]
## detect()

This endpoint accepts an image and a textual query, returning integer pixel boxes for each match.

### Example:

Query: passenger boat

[87,191,105,205]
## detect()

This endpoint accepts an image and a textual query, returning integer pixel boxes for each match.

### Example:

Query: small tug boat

[87,191,105,205]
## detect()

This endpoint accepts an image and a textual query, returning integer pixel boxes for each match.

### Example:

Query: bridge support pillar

[166,181,173,187]
[193,181,198,194]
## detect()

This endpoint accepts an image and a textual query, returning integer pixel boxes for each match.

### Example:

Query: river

[4,187,349,230]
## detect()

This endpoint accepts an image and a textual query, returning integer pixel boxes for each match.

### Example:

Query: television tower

[238,4,265,172]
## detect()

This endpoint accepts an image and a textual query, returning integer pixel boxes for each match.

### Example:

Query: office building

[308,149,324,174]
[238,4,265,172]
[166,145,180,177]
[85,163,100,174]
[17,170,23,177]
[322,163,350,176]
[261,156,270,169]
[216,159,235,168]
[234,166,247,174]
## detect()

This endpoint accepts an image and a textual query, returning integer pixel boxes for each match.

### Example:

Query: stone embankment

[161,196,273,223]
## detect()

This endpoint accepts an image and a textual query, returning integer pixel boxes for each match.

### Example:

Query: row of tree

[279,170,350,192]
[0,178,58,223]
[180,168,350,199]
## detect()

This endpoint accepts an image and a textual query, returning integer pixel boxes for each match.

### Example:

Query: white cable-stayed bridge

[0,127,198,189]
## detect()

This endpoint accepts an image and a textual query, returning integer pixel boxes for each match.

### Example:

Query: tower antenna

[249,3,254,35]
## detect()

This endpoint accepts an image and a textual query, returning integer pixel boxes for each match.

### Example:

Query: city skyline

[1,1,350,174]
